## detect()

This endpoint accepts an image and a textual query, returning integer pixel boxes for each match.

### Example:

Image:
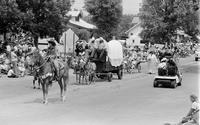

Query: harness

[32,56,54,80]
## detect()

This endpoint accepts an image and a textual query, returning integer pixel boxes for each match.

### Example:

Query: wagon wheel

[117,69,123,80]
[107,73,112,82]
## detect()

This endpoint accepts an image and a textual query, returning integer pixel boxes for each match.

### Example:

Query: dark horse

[30,50,69,104]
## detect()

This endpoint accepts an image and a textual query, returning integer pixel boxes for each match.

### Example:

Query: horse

[84,59,96,84]
[71,56,96,85]
[30,50,69,104]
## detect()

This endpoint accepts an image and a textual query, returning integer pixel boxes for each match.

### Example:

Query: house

[125,15,145,47]
[67,10,97,30]
[125,22,144,47]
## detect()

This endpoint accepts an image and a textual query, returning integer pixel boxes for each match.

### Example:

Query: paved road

[0,56,199,125]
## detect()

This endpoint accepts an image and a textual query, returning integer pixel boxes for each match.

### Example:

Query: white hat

[161,58,167,62]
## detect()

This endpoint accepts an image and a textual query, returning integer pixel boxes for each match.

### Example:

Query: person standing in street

[10,49,18,75]
[147,51,158,74]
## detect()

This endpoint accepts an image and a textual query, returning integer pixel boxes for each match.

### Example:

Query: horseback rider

[46,39,59,80]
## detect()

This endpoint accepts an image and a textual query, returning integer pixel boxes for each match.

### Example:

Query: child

[7,66,18,78]
[18,61,25,77]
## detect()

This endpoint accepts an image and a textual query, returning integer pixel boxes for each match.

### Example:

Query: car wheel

[171,80,177,88]
[153,80,158,87]
[178,78,182,86]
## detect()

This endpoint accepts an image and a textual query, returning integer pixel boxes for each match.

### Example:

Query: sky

[72,0,142,15]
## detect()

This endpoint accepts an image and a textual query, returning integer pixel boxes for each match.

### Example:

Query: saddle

[46,57,65,80]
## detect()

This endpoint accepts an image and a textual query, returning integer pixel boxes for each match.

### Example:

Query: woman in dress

[147,51,158,74]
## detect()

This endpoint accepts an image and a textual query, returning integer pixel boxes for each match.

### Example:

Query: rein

[31,56,50,73]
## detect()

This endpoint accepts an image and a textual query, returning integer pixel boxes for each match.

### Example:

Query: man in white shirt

[180,94,199,125]
[7,67,18,78]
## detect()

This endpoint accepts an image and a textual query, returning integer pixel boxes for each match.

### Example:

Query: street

[0,56,199,125]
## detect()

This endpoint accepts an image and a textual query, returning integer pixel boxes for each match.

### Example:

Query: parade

[0,0,199,125]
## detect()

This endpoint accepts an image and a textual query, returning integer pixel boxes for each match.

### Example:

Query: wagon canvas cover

[107,40,123,67]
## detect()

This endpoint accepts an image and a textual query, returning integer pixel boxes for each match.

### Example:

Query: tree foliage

[139,0,199,44]
[72,27,91,41]
[0,0,23,35]
[118,14,135,38]
[0,0,71,45]
[84,0,122,40]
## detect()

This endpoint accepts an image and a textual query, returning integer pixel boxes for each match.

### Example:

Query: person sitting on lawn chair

[179,94,199,125]
[158,58,168,76]
[7,66,19,78]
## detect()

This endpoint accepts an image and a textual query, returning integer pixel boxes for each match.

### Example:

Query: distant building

[125,15,144,47]
[125,22,144,47]
[131,15,140,25]
[67,10,97,30]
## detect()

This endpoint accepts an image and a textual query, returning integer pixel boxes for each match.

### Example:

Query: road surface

[0,56,199,125]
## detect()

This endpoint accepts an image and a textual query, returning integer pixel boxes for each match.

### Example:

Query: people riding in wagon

[158,57,168,76]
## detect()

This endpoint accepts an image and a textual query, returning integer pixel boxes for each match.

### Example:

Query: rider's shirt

[46,46,57,57]
[192,101,199,110]
[191,101,199,124]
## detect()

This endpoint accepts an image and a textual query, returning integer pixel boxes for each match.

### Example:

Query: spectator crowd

[0,38,35,78]
[0,35,199,78]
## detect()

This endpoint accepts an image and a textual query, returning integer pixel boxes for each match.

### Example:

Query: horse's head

[29,49,43,67]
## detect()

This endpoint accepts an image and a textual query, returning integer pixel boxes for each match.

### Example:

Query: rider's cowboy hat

[48,39,56,46]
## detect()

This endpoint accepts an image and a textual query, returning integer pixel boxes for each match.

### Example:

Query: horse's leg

[85,73,88,85]
[33,76,36,89]
[75,69,78,83]
[58,79,64,101]
[44,82,49,104]
[38,78,41,89]
[82,73,85,85]
[62,77,68,102]
[79,72,81,84]
[41,83,47,104]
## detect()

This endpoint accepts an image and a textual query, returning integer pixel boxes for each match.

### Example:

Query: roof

[132,16,140,24]
[176,30,191,38]
[67,10,82,17]
[125,22,141,34]
[69,18,97,30]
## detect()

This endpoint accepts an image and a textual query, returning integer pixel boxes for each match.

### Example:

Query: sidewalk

[0,55,195,82]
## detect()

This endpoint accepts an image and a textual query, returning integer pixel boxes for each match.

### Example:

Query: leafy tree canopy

[0,0,23,35]
[118,14,135,38]
[139,0,199,44]
[84,0,122,41]
[0,0,71,45]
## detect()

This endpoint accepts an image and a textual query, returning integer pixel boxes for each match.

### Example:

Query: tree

[15,0,71,46]
[0,0,24,40]
[118,14,135,38]
[139,0,199,44]
[84,0,122,40]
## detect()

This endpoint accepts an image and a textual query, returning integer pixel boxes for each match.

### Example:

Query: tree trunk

[33,35,38,48]
[3,33,6,43]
